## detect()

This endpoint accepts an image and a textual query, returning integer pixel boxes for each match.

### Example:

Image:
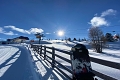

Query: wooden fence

[30,44,120,80]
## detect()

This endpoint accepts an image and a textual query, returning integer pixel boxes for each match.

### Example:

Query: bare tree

[89,27,105,53]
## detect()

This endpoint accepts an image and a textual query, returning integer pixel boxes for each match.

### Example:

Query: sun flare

[57,30,64,36]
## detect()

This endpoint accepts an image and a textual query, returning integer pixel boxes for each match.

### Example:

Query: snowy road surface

[0,44,68,80]
[0,45,38,80]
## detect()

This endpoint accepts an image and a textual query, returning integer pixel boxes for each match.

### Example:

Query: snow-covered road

[0,44,71,80]
[0,45,37,80]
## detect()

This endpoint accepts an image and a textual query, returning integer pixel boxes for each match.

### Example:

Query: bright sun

[58,30,64,36]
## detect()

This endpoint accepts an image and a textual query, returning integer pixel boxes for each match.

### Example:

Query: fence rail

[30,44,120,80]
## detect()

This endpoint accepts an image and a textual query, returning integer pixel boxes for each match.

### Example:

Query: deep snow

[0,40,120,80]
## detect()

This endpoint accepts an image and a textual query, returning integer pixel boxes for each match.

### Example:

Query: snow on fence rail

[30,44,120,80]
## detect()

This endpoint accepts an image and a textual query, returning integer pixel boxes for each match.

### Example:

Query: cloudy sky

[0,0,120,40]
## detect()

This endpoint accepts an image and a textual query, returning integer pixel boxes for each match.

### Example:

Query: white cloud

[94,13,98,16]
[29,28,43,34]
[89,17,109,27]
[0,27,4,33]
[0,27,17,35]
[4,26,44,34]
[3,31,18,35]
[46,33,51,34]
[4,26,30,34]
[101,9,117,17]
[89,9,117,27]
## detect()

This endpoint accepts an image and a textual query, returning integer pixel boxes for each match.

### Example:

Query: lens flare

[57,30,64,36]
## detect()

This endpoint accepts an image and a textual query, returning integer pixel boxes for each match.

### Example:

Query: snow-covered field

[0,40,120,80]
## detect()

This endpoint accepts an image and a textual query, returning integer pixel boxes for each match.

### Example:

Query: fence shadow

[32,50,68,80]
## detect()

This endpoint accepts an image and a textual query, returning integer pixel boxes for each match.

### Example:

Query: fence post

[30,44,31,48]
[70,52,74,78]
[44,46,46,60]
[40,45,42,56]
[35,45,37,52]
[35,45,37,51]
[52,47,55,68]
[37,45,39,54]
[33,45,35,51]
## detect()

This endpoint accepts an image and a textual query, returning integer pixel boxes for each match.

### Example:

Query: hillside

[0,40,120,80]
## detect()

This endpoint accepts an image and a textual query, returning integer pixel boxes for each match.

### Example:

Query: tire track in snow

[0,46,19,65]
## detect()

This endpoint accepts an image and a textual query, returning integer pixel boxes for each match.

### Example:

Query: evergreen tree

[105,33,114,42]
[73,38,77,41]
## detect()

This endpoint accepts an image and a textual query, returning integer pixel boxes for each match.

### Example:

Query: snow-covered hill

[0,40,120,80]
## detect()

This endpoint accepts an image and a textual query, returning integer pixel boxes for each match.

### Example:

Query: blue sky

[0,0,120,40]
